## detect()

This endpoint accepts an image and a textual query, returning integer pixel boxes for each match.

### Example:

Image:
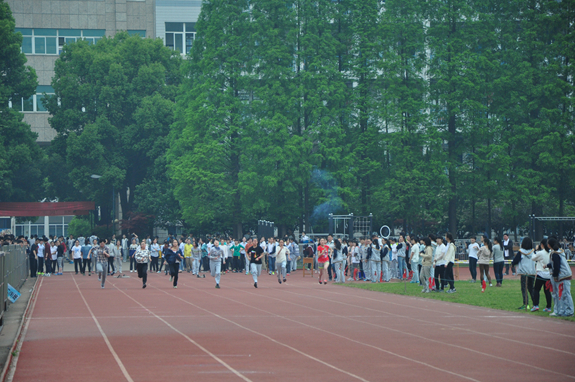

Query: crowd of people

[0,228,572,317]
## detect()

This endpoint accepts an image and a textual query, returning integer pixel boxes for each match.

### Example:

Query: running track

[11,271,575,382]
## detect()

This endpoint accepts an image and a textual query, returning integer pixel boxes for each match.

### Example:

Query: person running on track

[135,240,151,289]
[317,238,330,285]
[209,240,225,289]
[249,241,264,288]
[164,239,183,288]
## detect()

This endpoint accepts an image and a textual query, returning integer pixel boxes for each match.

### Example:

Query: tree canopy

[45,32,182,227]
[0,0,41,202]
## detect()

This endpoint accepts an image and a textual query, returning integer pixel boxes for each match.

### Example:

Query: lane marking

[321,285,575,338]
[306,287,575,354]
[151,284,371,382]
[182,282,481,382]
[109,282,253,382]
[4,278,43,382]
[72,276,134,382]
[241,285,575,380]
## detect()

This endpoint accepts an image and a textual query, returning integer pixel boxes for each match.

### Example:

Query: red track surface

[12,270,575,382]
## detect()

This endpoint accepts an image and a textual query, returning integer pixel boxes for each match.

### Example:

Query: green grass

[341,279,575,322]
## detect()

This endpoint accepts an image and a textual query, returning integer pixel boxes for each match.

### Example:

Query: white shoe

[489,283,492,287]
[130,270,134,273]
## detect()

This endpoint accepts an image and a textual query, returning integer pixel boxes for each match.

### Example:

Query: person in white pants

[248,242,264,288]
[191,242,204,277]
[208,241,225,289]
[332,239,345,283]
[409,237,420,283]
[370,239,382,283]
[360,239,371,281]
[275,240,290,284]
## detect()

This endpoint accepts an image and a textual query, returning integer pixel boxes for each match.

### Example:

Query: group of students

[17,230,574,317]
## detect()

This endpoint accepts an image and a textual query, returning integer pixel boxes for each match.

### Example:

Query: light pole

[91,174,115,235]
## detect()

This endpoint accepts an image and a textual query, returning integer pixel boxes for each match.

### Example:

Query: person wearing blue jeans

[397,235,408,280]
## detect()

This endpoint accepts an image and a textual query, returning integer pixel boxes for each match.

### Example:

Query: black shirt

[30,244,38,257]
[249,245,264,264]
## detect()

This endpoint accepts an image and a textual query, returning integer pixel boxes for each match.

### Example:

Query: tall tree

[425,0,484,236]
[377,0,447,233]
[0,0,42,202]
[46,33,182,226]
[168,0,253,237]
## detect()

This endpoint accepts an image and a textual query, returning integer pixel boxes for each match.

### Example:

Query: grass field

[341,279,575,322]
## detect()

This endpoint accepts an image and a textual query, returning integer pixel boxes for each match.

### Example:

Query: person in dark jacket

[163,239,183,288]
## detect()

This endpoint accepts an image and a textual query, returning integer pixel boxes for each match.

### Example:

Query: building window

[165,22,195,54]
[16,28,104,55]
[128,30,146,37]
[10,85,55,112]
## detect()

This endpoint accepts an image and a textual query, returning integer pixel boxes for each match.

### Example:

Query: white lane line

[313,287,575,355]
[109,283,253,382]
[155,284,371,382]
[322,285,575,338]
[4,278,43,382]
[72,276,134,382]
[246,286,575,380]
[182,282,481,382]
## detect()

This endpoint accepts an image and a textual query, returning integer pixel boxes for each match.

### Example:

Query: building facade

[7,0,201,237]
[7,0,201,144]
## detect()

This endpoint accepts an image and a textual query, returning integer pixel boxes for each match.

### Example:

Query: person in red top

[317,238,330,285]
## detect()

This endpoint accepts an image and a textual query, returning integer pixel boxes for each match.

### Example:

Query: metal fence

[0,245,29,329]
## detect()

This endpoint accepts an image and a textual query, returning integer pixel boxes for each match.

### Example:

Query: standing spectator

[129,238,138,273]
[397,235,408,280]
[67,235,75,262]
[433,236,447,292]
[531,239,552,312]
[369,238,381,283]
[512,237,535,310]
[150,238,160,273]
[71,240,82,275]
[81,240,92,275]
[409,237,420,284]
[477,235,493,291]
[183,238,193,272]
[267,237,277,275]
[444,233,457,293]
[381,238,391,282]
[112,239,123,277]
[107,239,116,275]
[390,238,398,279]
[492,237,505,287]
[467,237,480,283]
[89,239,98,275]
[420,237,433,292]
[36,238,46,276]
[49,241,58,276]
[121,234,129,262]
[29,238,38,278]
[546,238,573,317]
[361,239,371,281]
[503,234,515,276]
